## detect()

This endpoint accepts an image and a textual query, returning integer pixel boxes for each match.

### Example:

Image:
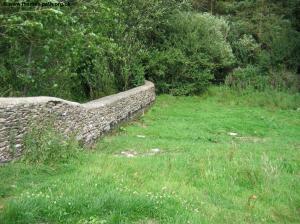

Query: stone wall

[0,81,155,162]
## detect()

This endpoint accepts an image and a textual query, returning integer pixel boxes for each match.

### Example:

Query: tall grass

[206,86,300,110]
[22,126,82,165]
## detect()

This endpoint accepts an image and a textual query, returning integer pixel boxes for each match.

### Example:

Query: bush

[146,12,235,95]
[225,65,268,91]
[231,34,261,66]
[257,16,300,72]
[268,68,300,92]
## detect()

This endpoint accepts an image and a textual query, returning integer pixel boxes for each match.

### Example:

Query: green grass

[1,87,300,224]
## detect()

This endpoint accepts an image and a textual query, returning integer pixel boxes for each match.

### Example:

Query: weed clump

[22,127,82,165]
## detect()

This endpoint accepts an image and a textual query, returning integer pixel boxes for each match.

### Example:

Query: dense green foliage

[193,0,300,90]
[0,0,150,101]
[146,12,234,95]
[1,90,299,223]
[0,0,299,99]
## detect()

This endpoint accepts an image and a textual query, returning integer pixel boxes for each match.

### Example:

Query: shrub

[146,12,235,95]
[268,68,300,92]
[231,34,261,66]
[257,16,300,72]
[225,65,267,91]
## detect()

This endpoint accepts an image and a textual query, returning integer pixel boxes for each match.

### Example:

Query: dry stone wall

[0,81,155,162]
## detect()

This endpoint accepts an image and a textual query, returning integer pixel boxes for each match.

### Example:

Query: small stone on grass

[150,148,160,153]
[120,151,138,158]
[117,148,161,158]
[228,132,238,136]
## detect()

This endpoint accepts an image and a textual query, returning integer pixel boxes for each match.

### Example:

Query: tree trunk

[210,0,214,14]
[24,42,33,95]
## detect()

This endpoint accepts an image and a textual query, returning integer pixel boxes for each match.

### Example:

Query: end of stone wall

[0,81,155,163]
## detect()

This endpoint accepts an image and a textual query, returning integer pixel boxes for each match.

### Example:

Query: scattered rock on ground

[119,151,138,158]
[150,148,160,153]
[228,132,238,136]
[236,136,265,143]
[116,148,161,158]
[135,219,159,224]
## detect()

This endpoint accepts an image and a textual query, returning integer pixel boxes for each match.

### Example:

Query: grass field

[1,87,300,223]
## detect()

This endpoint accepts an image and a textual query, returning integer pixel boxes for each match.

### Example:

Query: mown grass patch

[0,88,299,223]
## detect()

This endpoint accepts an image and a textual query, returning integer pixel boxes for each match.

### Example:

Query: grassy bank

[0,88,300,223]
